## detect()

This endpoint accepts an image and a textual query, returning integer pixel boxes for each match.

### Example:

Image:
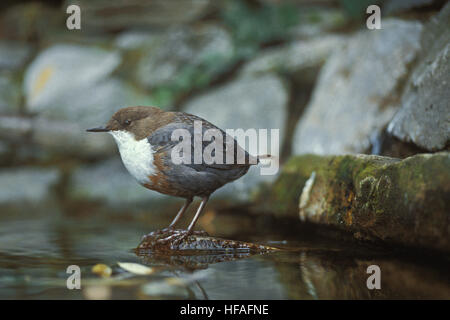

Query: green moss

[221,0,300,59]
[255,152,450,251]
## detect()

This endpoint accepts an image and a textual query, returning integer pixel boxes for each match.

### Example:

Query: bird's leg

[185,196,209,236]
[157,196,209,246]
[143,198,192,241]
[165,197,193,231]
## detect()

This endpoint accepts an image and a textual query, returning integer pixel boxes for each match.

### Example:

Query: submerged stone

[138,229,278,254]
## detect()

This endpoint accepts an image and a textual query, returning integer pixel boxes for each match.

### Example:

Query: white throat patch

[109,130,156,184]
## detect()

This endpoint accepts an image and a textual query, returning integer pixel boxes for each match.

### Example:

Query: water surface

[0,207,449,299]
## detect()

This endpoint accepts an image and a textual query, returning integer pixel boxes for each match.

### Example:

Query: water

[0,207,449,299]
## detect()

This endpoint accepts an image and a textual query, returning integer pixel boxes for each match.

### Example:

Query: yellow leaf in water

[92,264,112,278]
[117,262,154,275]
[31,66,54,99]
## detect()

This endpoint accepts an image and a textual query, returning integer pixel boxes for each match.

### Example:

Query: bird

[87,106,265,244]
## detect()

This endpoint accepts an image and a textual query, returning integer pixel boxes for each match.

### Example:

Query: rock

[0,167,59,204]
[67,0,213,31]
[255,152,450,252]
[22,44,154,142]
[0,41,32,71]
[29,77,150,129]
[138,229,278,253]
[183,74,288,200]
[23,44,120,118]
[241,35,346,75]
[387,4,450,151]
[0,73,21,114]
[68,158,170,207]
[136,25,234,90]
[293,19,423,155]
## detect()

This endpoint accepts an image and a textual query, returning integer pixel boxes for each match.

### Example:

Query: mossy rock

[255,152,450,252]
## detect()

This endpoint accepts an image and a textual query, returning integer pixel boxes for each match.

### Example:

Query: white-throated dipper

[87,106,264,244]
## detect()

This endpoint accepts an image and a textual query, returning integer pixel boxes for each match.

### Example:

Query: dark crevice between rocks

[368,127,434,158]
[279,69,318,163]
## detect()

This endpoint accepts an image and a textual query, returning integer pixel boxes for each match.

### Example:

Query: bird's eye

[124,119,131,126]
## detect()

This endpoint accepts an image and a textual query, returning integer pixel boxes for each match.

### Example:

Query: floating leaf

[91,264,112,278]
[117,262,154,275]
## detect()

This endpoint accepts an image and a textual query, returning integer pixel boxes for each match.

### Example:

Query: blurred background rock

[0,0,448,219]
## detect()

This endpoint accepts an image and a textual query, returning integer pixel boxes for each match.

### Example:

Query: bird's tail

[255,154,277,165]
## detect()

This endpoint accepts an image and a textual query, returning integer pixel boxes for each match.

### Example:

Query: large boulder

[255,152,450,252]
[387,3,450,151]
[24,44,120,119]
[20,44,151,159]
[293,19,423,155]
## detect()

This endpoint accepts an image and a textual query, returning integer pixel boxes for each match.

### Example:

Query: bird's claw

[156,229,189,246]
[155,229,209,247]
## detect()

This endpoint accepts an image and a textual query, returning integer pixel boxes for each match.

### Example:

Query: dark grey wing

[146,113,252,196]
[148,112,255,170]
[147,122,189,153]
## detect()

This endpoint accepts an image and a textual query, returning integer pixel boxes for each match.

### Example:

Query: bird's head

[86,106,168,140]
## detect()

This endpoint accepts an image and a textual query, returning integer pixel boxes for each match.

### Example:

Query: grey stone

[23,44,153,129]
[184,74,288,199]
[0,41,32,71]
[68,158,170,207]
[23,44,121,113]
[293,19,423,155]
[0,167,59,204]
[136,25,233,89]
[242,35,346,75]
[387,4,450,151]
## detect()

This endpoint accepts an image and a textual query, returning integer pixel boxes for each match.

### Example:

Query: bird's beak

[86,126,110,132]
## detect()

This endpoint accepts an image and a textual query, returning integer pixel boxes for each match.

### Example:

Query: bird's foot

[141,227,174,241]
[155,229,209,247]
[158,226,176,234]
